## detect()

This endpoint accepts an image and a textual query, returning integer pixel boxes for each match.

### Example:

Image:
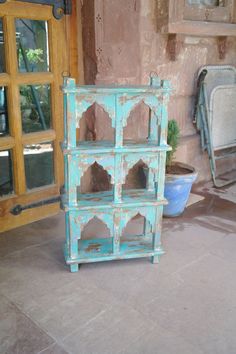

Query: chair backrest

[198,65,236,104]
[210,85,236,150]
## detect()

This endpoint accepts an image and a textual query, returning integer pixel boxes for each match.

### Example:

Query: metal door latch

[10,196,61,216]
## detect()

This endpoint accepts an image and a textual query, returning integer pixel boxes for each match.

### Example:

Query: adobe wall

[81,0,236,183]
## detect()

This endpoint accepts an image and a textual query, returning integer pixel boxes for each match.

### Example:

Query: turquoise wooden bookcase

[62,75,171,272]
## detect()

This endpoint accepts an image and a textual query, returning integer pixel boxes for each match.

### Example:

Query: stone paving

[0,184,236,354]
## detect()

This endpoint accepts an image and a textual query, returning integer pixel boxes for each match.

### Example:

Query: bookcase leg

[151,206,163,265]
[151,255,160,264]
[70,263,79,272]
[66,212,79,261]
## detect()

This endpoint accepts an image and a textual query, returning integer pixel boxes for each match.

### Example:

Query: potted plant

[163,119,198,217]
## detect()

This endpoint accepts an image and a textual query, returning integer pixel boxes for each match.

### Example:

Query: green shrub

[166,119,180,169]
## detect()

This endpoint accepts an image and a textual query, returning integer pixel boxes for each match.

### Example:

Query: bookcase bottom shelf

[65,235,164,272]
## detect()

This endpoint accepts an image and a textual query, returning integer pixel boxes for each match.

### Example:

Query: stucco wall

[81,0,236,183]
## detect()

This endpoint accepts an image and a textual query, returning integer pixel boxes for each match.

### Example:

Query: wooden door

[0,1,71,232]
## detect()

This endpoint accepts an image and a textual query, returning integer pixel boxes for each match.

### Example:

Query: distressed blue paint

[62,75,171,272]
[76,94,116,129]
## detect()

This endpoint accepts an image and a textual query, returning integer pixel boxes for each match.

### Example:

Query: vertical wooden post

[115,94,123,148]
[113,211,121,254]
[149,75,161,143]
[147,75,161,191]
[114,154,122,203]
[64,78,77,206]
[151,206,163,264]
[65,78,77,148]
[156,79,171,200]
[66,211,79,270]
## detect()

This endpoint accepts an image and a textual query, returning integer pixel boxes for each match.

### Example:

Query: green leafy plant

[18,48,44,68]
[166,119,180,171]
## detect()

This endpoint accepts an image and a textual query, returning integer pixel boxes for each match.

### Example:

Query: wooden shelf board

[63,140,171,154]
[167,21,236,37]
[65,235,164,264]
[63,189,167,210]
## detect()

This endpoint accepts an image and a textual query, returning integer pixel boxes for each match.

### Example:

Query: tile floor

[0,184,236,354]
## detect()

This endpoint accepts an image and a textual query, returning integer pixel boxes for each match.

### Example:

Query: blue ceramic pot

[163,162,198,217]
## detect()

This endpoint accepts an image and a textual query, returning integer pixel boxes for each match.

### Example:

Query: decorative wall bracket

[165,31,229,62]
[0,0,72,19]
[166,34,182,61]
[217,36,228,60]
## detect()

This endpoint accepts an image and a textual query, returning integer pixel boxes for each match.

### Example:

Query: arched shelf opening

[123,159,148,191]
[77,102,115,145]
[123,101,155,144]
[121,213,152,238]
[78,162,113,196]
[81,216,111,240]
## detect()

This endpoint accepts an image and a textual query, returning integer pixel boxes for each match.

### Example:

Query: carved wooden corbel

[166,34,182,61]
[217,36,228,60]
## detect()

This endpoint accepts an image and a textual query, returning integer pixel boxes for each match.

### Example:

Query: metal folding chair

[195,65,236,187]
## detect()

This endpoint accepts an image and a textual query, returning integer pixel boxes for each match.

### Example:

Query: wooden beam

[22,129,56,145]
[4,16,26,195]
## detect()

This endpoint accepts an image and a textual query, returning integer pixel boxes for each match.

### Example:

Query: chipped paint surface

[62,76,170,272]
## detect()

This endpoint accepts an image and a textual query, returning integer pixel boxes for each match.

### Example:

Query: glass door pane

[20,84,51,133]
[0,86,9,137]
[24,142,54,189]
[0,18,5,73]
[15,19,49,72]
[0,149,14,197]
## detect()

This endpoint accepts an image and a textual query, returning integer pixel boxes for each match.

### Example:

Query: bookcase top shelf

[62,77,172,94]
